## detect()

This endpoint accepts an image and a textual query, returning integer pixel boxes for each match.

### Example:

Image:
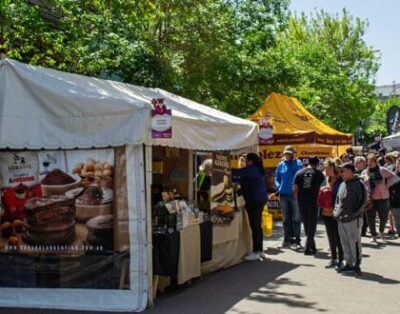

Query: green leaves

[0,1,379,136]
[268,10,379,133]
[365,97,400,140]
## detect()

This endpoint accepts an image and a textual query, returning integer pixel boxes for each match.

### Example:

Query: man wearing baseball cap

[275,145,303,248]
[333,162,368,276]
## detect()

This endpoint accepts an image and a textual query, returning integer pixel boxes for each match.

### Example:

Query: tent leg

[145,145,154,308]
[188,150,194,200]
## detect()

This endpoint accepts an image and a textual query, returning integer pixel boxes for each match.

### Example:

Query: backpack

[317,186,333,209]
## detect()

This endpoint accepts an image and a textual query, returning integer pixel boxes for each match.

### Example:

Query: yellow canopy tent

[248,92,352,218]
[250,92,352,168]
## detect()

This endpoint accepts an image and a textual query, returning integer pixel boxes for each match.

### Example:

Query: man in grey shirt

[333,162,368,276]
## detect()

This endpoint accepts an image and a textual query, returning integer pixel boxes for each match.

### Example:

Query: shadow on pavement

[383,241,400,247]
[362,242,385,249]
[245,277,328,312]
[313,251,331,261]
[264,247,285,255]
[355,272,400,284]
[145,259,321,314]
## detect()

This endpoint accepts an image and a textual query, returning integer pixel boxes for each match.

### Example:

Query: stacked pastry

[23,195,76,245]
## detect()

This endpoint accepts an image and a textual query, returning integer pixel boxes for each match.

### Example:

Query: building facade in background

[376,82,400,99]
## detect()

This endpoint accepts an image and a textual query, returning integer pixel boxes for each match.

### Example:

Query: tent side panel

[0,146,148,312]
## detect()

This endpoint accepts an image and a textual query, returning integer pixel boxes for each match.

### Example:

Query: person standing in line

[361,154,399,243]
[384,154,397,235]
[294,156,325,255]
[318,159,344,268]
[274,146,303,249]
[384,154,396,172]
[389,156,400,237]
[333,163,368,276]
[333,157,342,168]
[354,156,369,237]
[233,153,267,261]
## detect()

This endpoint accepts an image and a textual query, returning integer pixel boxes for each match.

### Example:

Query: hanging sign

[151,98,172,139]
[259,115,273,145]
[387,105,400,135]
[210,152,234,224]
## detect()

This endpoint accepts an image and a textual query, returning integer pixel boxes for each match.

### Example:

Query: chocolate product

[23,196,76,245]
[8,235,20,246]
[86,215,113,250]
[76,186,103,206]
[1,222,13,238]
[23,226,75,245]
[75,186,113,221]
[41,169,76,185]
[14,183,28,199]
[12,219,24,233]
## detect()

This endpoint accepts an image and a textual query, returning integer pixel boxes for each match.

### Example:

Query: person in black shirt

[294,156,325,255]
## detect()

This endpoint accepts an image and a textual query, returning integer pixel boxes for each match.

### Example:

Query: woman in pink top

[361,154,399,242]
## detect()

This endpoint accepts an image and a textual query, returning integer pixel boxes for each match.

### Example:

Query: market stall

[0,57,258,311]
[146,92,258,299]
[249,92,353,217]
[0,58,151,312]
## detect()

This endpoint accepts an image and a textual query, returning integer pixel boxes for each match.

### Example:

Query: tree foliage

[270,10,380,133]
[365,97,400,139]
[0,1,379,134]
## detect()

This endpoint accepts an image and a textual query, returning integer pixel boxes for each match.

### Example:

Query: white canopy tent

[0,57,258,151]
[383,132,400,150]
[0,57,258,312]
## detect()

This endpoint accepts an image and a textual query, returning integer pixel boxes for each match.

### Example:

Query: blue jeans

[280,195,301,243]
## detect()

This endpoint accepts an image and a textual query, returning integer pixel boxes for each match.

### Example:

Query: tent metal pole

[188,150,194,200]
[145,144,154,307]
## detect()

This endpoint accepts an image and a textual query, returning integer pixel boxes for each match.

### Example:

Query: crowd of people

[233,146,400,277]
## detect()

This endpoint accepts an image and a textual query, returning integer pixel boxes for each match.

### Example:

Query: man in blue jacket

[274,146,303,248]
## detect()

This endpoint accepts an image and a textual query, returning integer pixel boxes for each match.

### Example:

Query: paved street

[1,221,400,314]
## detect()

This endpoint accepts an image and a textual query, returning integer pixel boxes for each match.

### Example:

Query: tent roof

[383,132,400,149]
[0,58,257,151]
[250,93,352,145]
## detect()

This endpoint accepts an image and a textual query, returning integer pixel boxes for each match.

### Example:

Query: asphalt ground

[1,221,400,314]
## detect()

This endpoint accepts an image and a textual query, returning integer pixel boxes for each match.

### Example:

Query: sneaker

[337,264,355,273]
[335,261,345,271]
[388,229,396,235]
[259,252,268,260]
[379,233,386,240]
[304,249,313,256]
[291,243,302,250]
[354,266,362,276]
[370,236,377,243]
[281,241,291,249]
[244,252,261,261]
[325,260,338,269]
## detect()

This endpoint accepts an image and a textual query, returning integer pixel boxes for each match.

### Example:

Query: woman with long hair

[232,153,267,261]
[318,158,344,268]
[362,154,399,242]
